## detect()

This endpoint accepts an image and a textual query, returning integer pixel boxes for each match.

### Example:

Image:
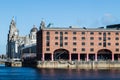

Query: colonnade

[41,53,120,61]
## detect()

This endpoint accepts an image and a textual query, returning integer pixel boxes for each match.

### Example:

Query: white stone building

[6,18,38,59]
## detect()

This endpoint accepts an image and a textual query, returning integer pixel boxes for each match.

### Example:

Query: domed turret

[30,25,38,32]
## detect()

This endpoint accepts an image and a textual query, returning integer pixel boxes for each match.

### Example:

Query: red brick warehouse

[37,21,120,61]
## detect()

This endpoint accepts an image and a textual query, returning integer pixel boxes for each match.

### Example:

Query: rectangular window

[73,37,76,40]
[116,32,119,35]
[82,42,85,46]
[46,31,50,35]
[55,31,58,34]
[98,43,102,46]
[73,32,76,34]
[46,48,50,51]
[73,48,76,51]
[46,36,50,40]
[64,42,68,45]
[64,37,68,40]
[108,43,111,46]
[81,32,85,35]
[103,42,106,47]
[55,37,58,40]
[99,32,102,35]
[108,32,111,35]
[108,37,111,40]
[64,32,68,34]
[116,37,119,40]
[55,42,58,45]
[90,32,94,35]
[82,37,85,40]
[60,32,63,47]
[90,37,94,40]
[116,48,119,52]
[99,37,102,40]
[116,43,119,46]
[103,32,106,36]
[103,37,106,41]
[82,48,85,51]
[90,42,94,46]
[60,32,63,35]
[46,41,50,46]
[73,42,76,45]
[90,48,94,52]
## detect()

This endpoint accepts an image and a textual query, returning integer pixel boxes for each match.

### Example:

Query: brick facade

[37,23,120,61]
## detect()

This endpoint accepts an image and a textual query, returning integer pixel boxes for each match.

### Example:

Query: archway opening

[54,49,69,61]
[80,54,86,61]
[45,53,51,60]
[71,54,78,60]
[89,54,95,61]
[97,49,112,61]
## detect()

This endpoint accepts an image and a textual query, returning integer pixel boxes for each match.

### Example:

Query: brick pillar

[112,54,114,61]
[78,54,80,61]
[69,53,71,61]
[86,54,89,61]
[51,54,53,61]
[42,54,44,61]
[95,54,97,61]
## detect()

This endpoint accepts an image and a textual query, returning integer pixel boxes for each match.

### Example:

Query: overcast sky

[0,0,120,54]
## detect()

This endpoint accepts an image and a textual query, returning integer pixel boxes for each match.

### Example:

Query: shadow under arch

[97,49,112,60]
[53,49,69,61]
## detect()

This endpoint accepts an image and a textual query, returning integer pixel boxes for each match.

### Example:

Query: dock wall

[37,61,120,69]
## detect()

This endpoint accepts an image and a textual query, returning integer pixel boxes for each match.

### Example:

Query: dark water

[0,65,120,80]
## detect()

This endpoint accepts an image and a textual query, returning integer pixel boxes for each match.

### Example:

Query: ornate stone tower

[40,20,45,29]
[7,17,38,60]
[7,17,19,59]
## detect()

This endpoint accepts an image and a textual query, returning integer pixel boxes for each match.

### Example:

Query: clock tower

[7,17,19,59]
